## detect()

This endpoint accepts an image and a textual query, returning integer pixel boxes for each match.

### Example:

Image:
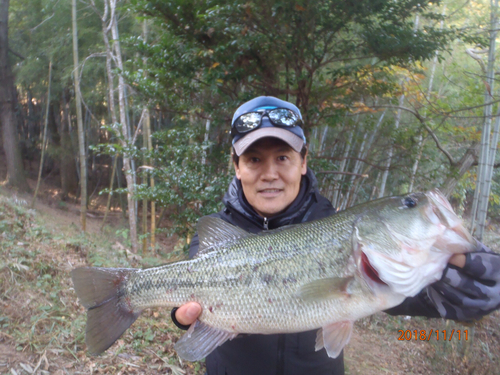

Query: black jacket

[187,168,440,375]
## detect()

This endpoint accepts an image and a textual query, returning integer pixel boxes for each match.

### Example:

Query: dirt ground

[1,167,500,375]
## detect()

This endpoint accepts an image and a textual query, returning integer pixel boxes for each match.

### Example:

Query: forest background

[1,0,500,374]
[2,0,500,251]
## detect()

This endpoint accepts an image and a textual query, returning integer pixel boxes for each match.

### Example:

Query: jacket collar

[222,167,320,229]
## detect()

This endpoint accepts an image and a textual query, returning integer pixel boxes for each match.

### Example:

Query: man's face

[234,138,307,218]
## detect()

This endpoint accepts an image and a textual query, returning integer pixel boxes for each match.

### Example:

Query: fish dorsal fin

[197,217,250,256]
[315,320,353,358]
[297,277,355,302]
[174,321,238,361]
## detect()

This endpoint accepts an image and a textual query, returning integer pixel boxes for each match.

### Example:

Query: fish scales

[125,210,375,333]
[71,190,476,360]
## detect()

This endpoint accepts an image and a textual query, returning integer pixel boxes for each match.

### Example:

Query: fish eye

[403,197,417,208]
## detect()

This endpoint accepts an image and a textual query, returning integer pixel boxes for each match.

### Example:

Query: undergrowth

[0,194,204,374]
[1,192,499,374]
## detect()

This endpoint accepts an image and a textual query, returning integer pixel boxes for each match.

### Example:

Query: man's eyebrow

[245,147,292,154]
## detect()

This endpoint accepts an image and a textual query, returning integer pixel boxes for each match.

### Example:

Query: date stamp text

[398,329,468,341]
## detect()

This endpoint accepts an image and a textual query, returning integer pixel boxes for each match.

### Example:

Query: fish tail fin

[71,267,141,355]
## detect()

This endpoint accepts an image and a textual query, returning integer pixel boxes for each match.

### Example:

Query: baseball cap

[231,96,306,156]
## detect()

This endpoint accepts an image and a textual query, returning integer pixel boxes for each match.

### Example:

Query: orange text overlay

[398,329,469,341]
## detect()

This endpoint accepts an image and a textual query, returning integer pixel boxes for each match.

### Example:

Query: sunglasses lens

[235,112,262,133]
[269,109,299,127]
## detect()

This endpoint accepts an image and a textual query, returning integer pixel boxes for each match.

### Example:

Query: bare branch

[131,108,147,145]
[420,122,456,166]
[30,13,55,32]
[371,104,456,166]
[8,48,25,60]
[315,155,385,170]
[316,171,369,177]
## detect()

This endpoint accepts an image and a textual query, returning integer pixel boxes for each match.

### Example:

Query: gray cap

[231,96,306,156]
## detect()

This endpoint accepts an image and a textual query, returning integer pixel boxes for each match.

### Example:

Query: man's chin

[254,203,287,218]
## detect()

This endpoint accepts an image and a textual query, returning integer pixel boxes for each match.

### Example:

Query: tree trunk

[91,0,120,227]
[141,19,150,254]
[0,0,29,191]
[72,0,87,231]
[142,109,148,254]
[146,113,155,252]
[440,142,480,198]
[379,91,404,198]
[59,89,78,199]
[31,61,52,207]
[110,0,138,252]
[346,111,383,207]
[474,0,498,240]
[332,130,353,207]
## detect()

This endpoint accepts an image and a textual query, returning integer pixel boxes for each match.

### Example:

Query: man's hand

[449,254,466,268]
[427,243,500,321]
[175,302,202,326]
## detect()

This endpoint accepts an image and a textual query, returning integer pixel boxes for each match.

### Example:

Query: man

[172,96,500,375]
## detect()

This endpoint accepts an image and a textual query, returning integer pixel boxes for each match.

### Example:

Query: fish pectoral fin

[196,217,251,256]
[297,277,355,301]
[174,321,238,361]
[315,320,353,358]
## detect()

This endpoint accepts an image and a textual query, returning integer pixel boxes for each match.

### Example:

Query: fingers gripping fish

[71,190,475,361]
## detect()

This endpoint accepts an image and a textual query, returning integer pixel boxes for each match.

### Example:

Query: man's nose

[261,160,279,181]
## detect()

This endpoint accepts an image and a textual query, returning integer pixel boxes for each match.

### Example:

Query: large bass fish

[71,190,475,361]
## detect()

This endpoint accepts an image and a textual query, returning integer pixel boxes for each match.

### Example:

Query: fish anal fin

[297,277,355,302]
[197,217,250,256]
[315,320,353,358]
[71,267,141,355]
[174,321,237,361]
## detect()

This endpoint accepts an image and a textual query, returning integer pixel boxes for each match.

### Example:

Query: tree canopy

[130,0,472,132]
[1,0,498,246]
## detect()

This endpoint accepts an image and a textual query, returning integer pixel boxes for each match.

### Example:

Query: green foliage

[130,0,462,131]
[135,126,232,241]
[7,0,500,227]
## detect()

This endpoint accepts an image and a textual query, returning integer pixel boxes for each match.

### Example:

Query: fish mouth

[426,189,475,254]
[357,190,475,297]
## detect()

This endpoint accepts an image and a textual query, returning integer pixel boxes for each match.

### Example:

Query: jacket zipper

[276,334,285,375]
[263,217,269,230]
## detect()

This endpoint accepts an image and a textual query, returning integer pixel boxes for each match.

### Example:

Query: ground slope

[0,187,499,375]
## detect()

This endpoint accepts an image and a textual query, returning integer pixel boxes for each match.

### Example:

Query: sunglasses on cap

[231,108,303,136]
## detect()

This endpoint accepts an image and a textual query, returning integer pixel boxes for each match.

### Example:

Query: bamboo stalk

[110,0,138,251]
[475,0,498,241]
[142,109,149,254]
[332,130,353,207]
[72,0,87,232]
[409,5,446,193]
[147,113,155,252]
[141,19,155,253]
[379,89,404,198]
[102,154,118,228]
[31,61,52,208]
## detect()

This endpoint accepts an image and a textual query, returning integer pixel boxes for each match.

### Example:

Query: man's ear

[301,151,308,175]
[234,161,241,180]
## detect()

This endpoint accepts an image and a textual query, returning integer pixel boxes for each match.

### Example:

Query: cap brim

[233,128,304,156]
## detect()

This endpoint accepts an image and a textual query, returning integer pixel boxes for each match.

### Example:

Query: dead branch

[316,171,369,177]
